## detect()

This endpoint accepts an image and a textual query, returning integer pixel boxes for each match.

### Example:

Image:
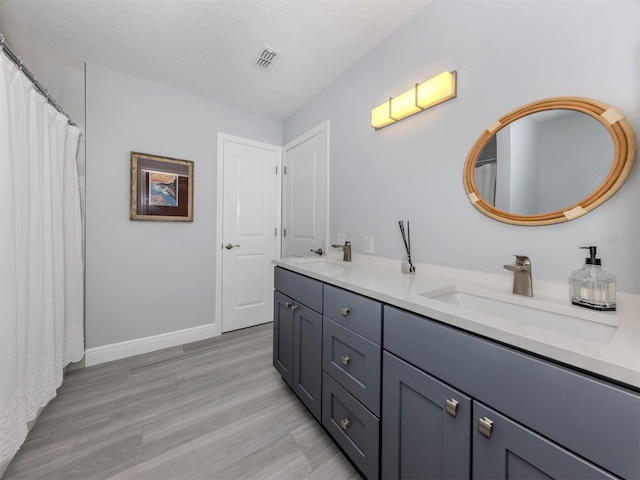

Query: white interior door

[283,122,328,258]
[221,137,279,333]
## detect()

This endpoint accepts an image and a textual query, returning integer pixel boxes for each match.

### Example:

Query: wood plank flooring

[5,323,361,480]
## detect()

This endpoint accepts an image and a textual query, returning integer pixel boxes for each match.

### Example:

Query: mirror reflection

[473,110,613,215]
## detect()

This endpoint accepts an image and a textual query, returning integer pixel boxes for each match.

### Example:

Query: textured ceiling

[0,0,430,120]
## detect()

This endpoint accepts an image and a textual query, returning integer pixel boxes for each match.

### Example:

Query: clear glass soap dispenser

[569,246,616,311]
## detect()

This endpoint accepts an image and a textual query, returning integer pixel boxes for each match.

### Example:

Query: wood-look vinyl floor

[5,323,361,480]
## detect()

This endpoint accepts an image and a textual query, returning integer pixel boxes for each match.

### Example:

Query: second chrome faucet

[332,241,352,262]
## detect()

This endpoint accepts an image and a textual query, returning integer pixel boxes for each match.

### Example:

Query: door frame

[214,132,283,336]
[282,119,331,258]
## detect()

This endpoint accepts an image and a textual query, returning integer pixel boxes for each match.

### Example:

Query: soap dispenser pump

[569,246,616,311]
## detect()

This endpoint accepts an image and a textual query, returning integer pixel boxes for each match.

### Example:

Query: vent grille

[253,46,281,72]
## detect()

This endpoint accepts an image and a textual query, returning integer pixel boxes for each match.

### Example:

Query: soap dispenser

[569,246,616,311]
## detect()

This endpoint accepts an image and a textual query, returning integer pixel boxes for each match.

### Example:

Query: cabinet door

[381,352,471,480]
[472,402,619,479]
[273,291,294,387]
[292,303,323,421]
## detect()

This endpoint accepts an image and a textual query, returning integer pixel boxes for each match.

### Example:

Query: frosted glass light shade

[371,71,457,129]
[417,71,456,109]
[371,103,394,129]
[390,88,421,120]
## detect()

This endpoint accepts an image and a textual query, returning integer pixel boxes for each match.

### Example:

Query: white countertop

[273,254,640,390]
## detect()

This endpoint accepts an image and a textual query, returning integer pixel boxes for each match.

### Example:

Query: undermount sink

[288,258,353,277]
[420,286,619,344]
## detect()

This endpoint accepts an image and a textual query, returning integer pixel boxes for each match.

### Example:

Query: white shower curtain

[474,162,497,205]
[0,53,84,468]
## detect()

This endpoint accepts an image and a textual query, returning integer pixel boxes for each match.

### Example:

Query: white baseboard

[84,323,218,367]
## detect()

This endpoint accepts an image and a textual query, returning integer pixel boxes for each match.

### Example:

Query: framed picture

[130,152,194,222]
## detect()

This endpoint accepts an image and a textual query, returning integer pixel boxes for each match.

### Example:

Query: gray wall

[284,0,640,293]
[85,64,282,348]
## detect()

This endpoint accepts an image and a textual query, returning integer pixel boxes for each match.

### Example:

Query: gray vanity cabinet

[274,267,639,480]
[384,305,639,479]
[273,268,323,421]
[472,402,618,479]
[381,351,471,480]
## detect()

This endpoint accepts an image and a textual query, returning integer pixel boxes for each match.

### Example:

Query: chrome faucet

[503,255,533,297]
[331,241,352,262]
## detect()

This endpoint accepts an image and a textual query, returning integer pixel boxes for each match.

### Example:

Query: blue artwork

[147,170,178,207]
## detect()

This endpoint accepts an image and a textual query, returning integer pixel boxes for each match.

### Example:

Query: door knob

[224,243,240,249]
[310,248,323,256]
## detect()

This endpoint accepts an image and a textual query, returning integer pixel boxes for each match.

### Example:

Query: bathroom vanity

[272,257,639,479]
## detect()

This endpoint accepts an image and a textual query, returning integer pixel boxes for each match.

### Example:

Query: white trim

[283,120,331,256]
[284,119,330,151]
[215,133,283,334]
[84,323,216,367]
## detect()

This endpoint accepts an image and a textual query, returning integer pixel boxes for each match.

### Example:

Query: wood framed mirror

[463,97,636,226]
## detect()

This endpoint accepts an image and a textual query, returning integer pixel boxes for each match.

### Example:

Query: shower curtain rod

[0,33,76,126]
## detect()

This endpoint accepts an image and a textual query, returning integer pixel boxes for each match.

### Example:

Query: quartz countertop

[273,254,640,390]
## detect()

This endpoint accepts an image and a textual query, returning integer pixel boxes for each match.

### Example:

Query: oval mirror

[463,97,636,226]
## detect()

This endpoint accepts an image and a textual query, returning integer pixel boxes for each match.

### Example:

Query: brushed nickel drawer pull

[340,418,350,430]
[340,307,351,316]
[284,302,292,308]
[341,355,351,366]
[445,398,459,417]
[291,305,299,312]
[478,417,494,439]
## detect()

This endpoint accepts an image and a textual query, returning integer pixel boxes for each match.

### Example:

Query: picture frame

[130,152,194,222]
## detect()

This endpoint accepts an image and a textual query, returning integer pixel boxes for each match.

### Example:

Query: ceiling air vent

[253,46,281,72]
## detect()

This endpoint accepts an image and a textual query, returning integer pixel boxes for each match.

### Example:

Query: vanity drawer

[322,372,380,480]
[384,305,640,480]
[323,318,381,415]
[323,284,382,344]
[274,267,323,312]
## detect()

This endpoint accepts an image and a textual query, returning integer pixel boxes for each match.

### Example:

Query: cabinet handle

[478,417,494,439]
[291,305,299,312]
[340,418,350,430]
[445,398,459,417]
[340,307,351,316]
[284,302,292,308]
[341,355,351,366]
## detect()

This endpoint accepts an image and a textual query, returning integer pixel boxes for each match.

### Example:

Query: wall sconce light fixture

[371,71,457,129]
